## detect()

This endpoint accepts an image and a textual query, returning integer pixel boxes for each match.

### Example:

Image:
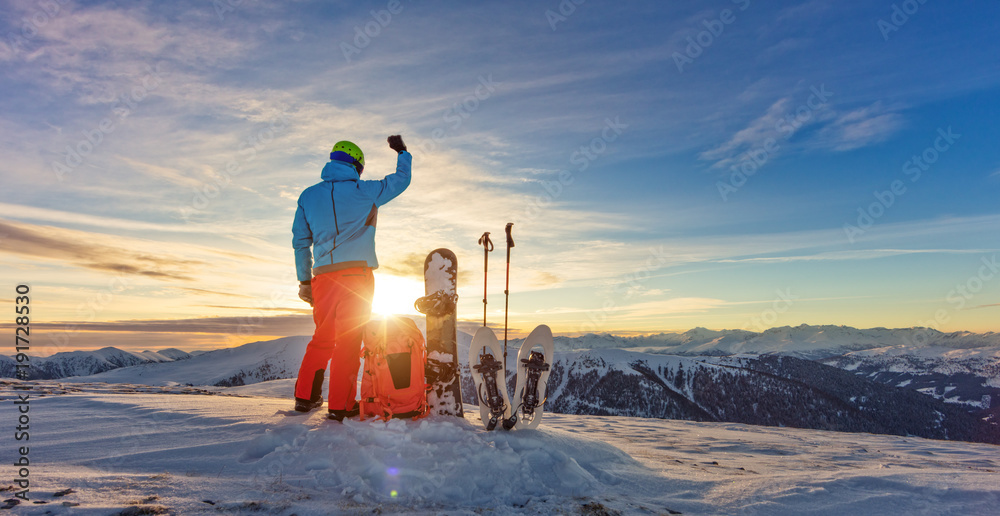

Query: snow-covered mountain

[536,325,1000,420]
[58,336,309,386]
[547,324,1000,360]
[9,324,997,380]
[0,346,193,380]
[458,350,998,445]
[821,346,1000,421]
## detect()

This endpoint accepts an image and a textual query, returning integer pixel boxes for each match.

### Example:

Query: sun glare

[371,273,425,316]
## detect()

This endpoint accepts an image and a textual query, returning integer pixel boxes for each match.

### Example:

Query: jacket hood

[321,160,360,182]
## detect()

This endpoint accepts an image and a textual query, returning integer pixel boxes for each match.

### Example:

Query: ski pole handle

[479,232,494,251]
[505,222,514,248]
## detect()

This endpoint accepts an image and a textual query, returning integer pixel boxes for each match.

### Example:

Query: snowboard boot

[294,397,323,413]
[327,402,360,422]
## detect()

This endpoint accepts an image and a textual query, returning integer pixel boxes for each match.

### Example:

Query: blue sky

[1,0,998,353]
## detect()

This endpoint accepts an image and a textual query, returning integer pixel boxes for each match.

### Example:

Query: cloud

[699,97,794,167]
[714,248,990,264]
[200,305,313,314]
[178,288,256,299]
[377,252,430,278]
[0,219,202,281]
[22,314,314,335]
[0,202,228,234]
[2,2,249,93]
[814,102,905,151]
[701,96,904,170]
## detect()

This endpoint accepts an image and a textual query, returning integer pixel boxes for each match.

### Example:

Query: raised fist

[387,135,407,154]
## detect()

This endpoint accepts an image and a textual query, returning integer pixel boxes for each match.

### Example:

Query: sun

[371,273,425,316]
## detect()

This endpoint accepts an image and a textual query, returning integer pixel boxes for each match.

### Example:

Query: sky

[1,0,999,354]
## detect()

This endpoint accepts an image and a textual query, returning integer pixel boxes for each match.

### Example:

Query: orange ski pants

[294,267,374,410]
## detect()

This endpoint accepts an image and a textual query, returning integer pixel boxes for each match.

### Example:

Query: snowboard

[469,326,512,430]
[510,325,554,429]
[416,248,463,417]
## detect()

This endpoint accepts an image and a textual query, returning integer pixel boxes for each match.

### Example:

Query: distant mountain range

[550,324,1000,360]
[459,350,997,445]
[547,324,1000,420]
[4,324,998,443]
[0,346,194,380]
[0,337,309,386]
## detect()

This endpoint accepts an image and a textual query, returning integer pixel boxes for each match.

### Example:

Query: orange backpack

[360,316,429,420]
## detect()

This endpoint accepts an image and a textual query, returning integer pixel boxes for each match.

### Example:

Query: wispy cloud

[699,98,795,167]
[0,202,227,234]
[700,96,904,170]
[814,102,905,151]
[0,219,202,281]
[19,314,313,335]
[714,248,992,264]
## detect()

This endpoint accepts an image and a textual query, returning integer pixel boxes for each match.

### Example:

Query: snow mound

[244,414,637,508]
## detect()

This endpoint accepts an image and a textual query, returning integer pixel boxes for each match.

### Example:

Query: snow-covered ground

[2,380,997,515]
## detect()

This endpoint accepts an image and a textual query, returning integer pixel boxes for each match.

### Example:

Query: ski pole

[503,222,514,364]
[478,231,494,328]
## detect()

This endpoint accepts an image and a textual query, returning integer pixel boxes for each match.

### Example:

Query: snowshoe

[469,326,512,430]
[510,325,554,429]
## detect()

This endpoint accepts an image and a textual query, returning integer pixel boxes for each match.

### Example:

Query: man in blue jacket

[292,135,411,420]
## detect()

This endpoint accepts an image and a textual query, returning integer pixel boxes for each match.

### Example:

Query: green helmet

[330,140,365,174]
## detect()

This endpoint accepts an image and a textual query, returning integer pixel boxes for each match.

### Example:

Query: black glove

[387,135,407,154]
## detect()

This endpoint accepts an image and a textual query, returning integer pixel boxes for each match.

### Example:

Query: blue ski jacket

[292,151,411,283]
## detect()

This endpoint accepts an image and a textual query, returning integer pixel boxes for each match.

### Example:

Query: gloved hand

[387,134,407,154]
[298,284,313,307]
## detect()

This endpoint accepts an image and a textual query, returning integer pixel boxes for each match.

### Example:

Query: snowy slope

[1,381,997,515]
[57,336,309,387]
